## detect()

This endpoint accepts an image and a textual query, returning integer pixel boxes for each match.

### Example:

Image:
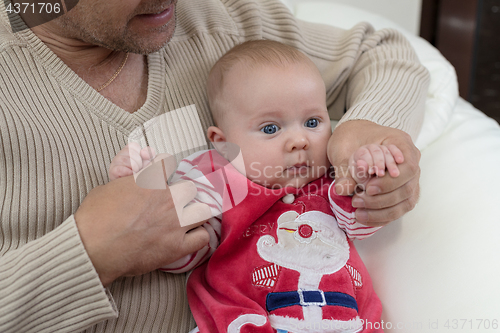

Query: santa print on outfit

[178,150,383,333]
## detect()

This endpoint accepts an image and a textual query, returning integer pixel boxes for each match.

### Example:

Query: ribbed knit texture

[0,0,429,332]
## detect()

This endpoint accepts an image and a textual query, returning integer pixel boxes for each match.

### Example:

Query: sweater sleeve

[338,26,430,141]
[0,215,118,333]
[224,0,430,140]
[328,181,381,240]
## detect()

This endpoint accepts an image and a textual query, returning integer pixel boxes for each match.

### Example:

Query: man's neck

[30,22,149,113]
[31,23,122,74]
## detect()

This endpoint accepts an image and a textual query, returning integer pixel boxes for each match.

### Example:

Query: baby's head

[206,40,332,189]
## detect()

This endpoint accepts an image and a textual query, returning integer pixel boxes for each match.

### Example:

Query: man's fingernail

[352,198,365,208]
[367,186,381,195]
[355,209,368,222]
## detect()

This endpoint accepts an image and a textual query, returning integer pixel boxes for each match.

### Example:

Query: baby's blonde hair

[207,40,314,125]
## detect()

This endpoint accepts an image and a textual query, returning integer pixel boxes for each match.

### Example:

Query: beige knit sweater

[0,0,429,332]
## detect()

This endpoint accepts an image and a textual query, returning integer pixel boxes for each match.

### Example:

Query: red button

[298,224,313,238]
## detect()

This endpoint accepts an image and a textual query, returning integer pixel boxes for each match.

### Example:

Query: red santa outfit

[165,149,383,333]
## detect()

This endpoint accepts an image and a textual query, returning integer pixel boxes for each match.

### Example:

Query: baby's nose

[287,133,309,151]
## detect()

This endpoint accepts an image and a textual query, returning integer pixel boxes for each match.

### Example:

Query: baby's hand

[108,143,156,181]
[349,144,404,184]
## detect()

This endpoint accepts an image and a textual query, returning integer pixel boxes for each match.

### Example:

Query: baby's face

[216,61,332,189]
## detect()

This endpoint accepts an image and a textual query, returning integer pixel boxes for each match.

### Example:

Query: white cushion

[356,98,500,329]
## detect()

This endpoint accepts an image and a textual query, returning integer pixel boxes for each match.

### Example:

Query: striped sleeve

[160,150,223,273]
[160,217,221,273]
[328,181,381,240]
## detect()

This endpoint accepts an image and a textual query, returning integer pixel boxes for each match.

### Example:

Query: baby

[109,40,403,332]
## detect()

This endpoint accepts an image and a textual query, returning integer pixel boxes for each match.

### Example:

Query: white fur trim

[227,314,267,333]
[257,211,349,275]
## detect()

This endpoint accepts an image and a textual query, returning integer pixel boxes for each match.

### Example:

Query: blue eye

[261,124,279,134]
[305,118,319,128]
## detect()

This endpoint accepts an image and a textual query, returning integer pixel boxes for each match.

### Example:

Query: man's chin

[126,40,169,55]
[124,31,175,54]
[116,17,176,54]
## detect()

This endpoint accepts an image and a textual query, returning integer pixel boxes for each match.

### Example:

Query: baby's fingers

[140,147,156,168]
[387,144,405,164]
[355,159,370,183]
[126,144,145,173]
[109,165,134,180]
[381,145,400,177]
[350,148,371,184]
[364,144,386,177]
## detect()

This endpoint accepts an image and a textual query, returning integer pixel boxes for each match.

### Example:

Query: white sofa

[282,1,500,331]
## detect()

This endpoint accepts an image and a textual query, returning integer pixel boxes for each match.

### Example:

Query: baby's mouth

[285,163,310,176]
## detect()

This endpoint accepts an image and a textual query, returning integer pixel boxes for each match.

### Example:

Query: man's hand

[75,171,211,287]
[328,120,421,227]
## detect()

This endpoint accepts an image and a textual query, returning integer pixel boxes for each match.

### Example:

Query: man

[0,0,428,332]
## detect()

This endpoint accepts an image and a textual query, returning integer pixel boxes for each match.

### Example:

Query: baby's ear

[207,126,226,143]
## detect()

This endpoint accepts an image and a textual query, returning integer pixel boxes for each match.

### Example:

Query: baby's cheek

[314,153,331,174]
[245,160,263,180]
[313,165,329,179]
